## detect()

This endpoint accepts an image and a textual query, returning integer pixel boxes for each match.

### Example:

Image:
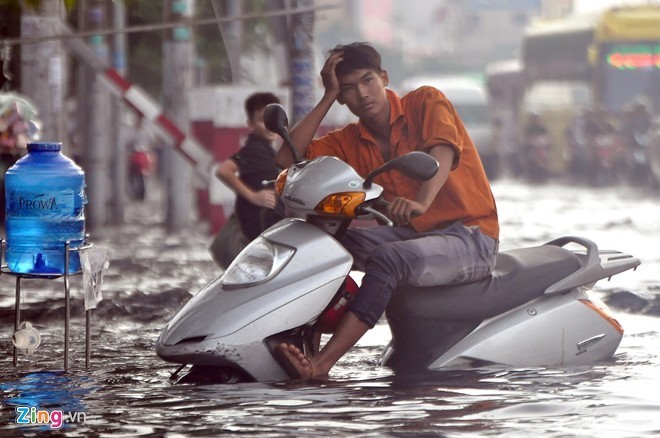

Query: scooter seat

[388,244,582,321]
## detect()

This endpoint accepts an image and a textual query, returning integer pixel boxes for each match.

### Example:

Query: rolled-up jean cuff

[348,274,394,328]
[349,308,380,329]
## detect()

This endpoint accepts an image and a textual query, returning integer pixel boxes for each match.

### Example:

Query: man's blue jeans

[339,221,498,327]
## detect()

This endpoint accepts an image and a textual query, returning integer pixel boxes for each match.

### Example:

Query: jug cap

[28,142,62,152]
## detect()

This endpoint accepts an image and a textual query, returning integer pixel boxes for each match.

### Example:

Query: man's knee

[367,243,411,283]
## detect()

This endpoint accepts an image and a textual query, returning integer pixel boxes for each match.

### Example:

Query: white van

[399,76,498,178]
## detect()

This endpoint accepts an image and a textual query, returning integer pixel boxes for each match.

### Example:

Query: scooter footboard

[382,314,481,372]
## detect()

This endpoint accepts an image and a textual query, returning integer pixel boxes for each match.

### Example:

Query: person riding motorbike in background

[127,114,156,200]
[274,42,499,380]
[619,99,653,185]
[521,112,552,182]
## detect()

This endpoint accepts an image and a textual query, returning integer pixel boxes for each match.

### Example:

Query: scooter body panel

[381,241,637,373]
[156,219,353,379]
[157,277,347,381]
[280,156,383,217]
[427,288,623,369]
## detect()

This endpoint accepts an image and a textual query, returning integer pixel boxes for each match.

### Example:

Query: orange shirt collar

[357,89,405,144]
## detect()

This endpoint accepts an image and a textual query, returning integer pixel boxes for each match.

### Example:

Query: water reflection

[0,317,657,436]
[1,371,91,412]
[0,370,94,433]
[0,179,658,436]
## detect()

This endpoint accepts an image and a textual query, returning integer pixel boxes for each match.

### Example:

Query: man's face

[249,107,279,143]
[337,68,389,121]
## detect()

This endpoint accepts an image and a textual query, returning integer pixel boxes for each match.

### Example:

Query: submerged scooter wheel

[175,365,254,385]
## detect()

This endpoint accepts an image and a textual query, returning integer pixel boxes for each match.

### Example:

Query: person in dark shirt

[215,92,283,241]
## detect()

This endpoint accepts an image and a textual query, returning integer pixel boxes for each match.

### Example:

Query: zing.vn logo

[15,406,87,430]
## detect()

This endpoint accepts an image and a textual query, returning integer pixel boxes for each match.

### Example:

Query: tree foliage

[125,1,164,98]
[0,0,76,11]
[1,0,274,97]
[194,0,230,84]
[195,0,272,85]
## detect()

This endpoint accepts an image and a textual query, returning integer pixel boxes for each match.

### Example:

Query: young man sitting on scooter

[274,42,499,380]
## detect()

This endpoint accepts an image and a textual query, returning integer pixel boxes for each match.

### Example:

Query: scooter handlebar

[357,204,393,227]
[356,198,421,227]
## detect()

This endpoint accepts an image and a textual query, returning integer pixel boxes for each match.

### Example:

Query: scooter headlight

[221,237,294,288]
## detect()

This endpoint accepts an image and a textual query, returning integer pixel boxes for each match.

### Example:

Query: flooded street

[1,178,659,437]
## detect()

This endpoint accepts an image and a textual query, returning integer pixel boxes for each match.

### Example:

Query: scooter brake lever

[357,205,393,227]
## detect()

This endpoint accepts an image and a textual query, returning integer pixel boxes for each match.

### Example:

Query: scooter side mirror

[264,103,289,136]
[364,151,439,188]
[264,103,303,164]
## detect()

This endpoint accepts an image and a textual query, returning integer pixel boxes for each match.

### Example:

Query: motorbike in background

[523,132,551,182]
[128,148,155,201]
[591,125,622,186]
[623,128,654,187]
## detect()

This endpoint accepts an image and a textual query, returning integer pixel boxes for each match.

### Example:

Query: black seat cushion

[387,245,582,321]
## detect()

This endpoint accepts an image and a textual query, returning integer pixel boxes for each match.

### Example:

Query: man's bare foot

[274,343,322,380]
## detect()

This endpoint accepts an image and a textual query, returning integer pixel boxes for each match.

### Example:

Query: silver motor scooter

[156,104,640,383]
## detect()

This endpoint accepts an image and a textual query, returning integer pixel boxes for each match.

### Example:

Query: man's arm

[387,144,455,226]
[216,159,276,209]
[275,94,336,168]
[275,52,344,168]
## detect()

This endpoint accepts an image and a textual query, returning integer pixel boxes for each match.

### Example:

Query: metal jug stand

[1,238,93,371]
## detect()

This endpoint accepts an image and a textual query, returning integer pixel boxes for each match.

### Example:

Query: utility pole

[80,0,112,230]
[265,0,291,87]
[110,0,127,224]
[20,0,66,142]
[288,0,315,124]
[163,0,195,231]
[265,0,315,121]
[213,0,242,84]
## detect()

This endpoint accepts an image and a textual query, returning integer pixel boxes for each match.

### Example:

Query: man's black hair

[245,92,280,120]
[327,42,382,77]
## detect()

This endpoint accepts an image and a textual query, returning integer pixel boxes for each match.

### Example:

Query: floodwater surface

[1,179,659,437]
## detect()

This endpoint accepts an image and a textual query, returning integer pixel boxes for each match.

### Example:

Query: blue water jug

[4,142,87,274]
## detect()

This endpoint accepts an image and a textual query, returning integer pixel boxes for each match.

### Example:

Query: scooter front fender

[157,219,353,373]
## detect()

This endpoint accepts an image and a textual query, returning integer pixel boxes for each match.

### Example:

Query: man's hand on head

[321,51,344,99]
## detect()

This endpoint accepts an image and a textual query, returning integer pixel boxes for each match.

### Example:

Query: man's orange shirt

[307,86,499,240]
